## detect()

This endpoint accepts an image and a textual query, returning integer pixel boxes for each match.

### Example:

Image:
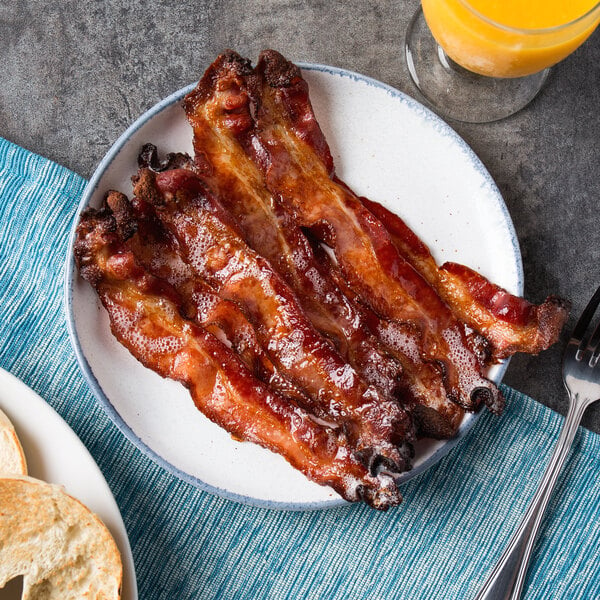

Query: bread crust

[0,476,122,599]
[0,407,27,475]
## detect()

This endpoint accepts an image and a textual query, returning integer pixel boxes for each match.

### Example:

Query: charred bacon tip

[257,49,301,88]
[354,444,413,477]
[106,190,137,241]
[538,294,571,340]
[185,49,253,109]
[356,479,403,511]
[138,143,194,173]
[470,385,505,416]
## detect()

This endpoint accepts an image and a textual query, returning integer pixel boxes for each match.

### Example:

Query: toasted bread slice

[0,476,122,599]
[0,407,27,475]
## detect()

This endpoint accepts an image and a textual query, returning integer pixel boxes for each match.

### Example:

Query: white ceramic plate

[65,63,523,510]
[0,367,137,599]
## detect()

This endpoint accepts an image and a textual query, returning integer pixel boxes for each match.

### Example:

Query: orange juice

[422,0,600,77]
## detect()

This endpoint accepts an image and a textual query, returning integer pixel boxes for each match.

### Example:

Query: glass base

[404,7,550,123]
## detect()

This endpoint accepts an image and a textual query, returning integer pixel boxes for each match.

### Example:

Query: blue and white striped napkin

[1,136,598,600]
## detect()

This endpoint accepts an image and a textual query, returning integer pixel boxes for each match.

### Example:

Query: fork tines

[572,285,600,363]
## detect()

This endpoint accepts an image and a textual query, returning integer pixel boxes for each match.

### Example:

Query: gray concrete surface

[1,0,599,432]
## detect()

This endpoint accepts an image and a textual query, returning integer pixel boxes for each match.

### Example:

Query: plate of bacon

[66,50,568,510]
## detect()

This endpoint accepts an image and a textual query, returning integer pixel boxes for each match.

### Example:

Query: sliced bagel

[0,407,27,475]
[0,476,122,599]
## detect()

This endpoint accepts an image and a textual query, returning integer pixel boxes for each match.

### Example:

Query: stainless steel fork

[474,285,600,600]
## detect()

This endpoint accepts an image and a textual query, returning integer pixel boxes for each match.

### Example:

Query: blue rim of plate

[64,61,523,511]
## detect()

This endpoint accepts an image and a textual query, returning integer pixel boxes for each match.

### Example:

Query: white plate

[65,63,522,510]
[0,367,137,599]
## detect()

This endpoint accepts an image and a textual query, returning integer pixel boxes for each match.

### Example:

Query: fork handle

[473,395,587,600]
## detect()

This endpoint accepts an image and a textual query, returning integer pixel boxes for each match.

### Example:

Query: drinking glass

[405,0,600,123]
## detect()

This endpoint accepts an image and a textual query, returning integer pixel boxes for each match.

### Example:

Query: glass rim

[457,0,600,35]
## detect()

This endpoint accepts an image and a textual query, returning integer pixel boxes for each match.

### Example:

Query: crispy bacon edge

[358,196,570,360]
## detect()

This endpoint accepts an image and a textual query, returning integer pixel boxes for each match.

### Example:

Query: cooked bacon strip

[133,166,414,473]
[181,74,405,401]
[191,50,502,416]
[359,196,570,359]
[218,49,567,360]
[309,238,465,438]
[74,203,402,509]
[106,189,309,404]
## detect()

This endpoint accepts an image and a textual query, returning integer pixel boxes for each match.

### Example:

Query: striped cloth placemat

[0,135,598,599]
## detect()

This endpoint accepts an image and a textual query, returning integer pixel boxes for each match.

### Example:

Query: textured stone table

[1,0,599,431]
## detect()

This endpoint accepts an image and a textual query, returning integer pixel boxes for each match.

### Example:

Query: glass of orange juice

[405,0,600,122]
